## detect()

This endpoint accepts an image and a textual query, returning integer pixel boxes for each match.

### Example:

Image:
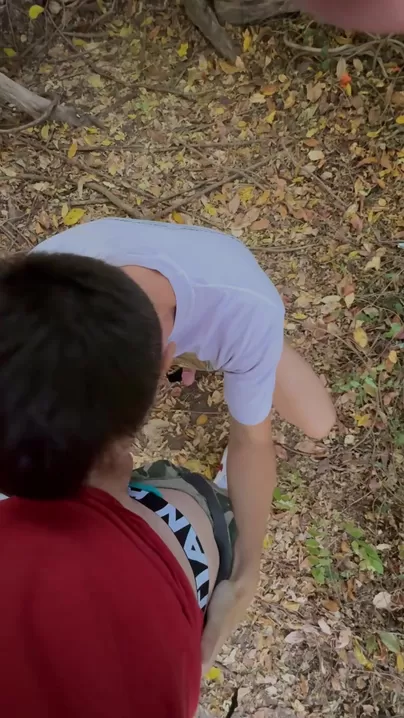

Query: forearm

[201,425,276,669]
[227,435,276,582]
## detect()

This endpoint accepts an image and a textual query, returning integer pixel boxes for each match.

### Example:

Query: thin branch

[283,35,382,57]
[281,140,346,211]
[85,181,141,218]
[0,98,58,135]
[152,156,275,219]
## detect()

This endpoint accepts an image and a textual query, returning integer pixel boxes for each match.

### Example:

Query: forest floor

[1,6,404,717]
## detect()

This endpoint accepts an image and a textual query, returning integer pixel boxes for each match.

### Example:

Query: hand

[201,573,258,672]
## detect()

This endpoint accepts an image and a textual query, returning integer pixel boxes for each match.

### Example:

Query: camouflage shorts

[131,460,236,584]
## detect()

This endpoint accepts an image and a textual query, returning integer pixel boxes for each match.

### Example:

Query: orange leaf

[339,73,352,88]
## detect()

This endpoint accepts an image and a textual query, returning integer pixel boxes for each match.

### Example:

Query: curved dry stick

[283,35,382,56]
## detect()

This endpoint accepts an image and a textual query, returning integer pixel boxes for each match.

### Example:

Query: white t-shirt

[32,218,285,425]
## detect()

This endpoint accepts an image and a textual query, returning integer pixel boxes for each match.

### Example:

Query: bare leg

[273,341,335,439]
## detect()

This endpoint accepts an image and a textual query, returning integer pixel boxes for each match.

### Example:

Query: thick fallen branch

[0,98,58,135]
[0,72,100,129]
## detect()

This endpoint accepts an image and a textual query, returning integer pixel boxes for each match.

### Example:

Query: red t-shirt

[0,487,203,718]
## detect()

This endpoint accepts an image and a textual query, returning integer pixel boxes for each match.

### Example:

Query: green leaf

[28,4,45,19]
[344,522,364,539]
[366,635,378,655]
[379,632,401,654]
[4,48,16,57]
[312,566,326,584]
[353,541,384,574]
[273,487,296,511]
[386,323,402,338]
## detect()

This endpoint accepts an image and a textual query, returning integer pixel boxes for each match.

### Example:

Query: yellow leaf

[353,326,368,349]
[172,211,184,224]
[28,4,45,19]
[397,654,404,673]
[205,666,223,681]
[4,48,17,57]
[396,115,404,125]
[345,83,352,97]
[365,255,381,271]
[388,350,398,364]
[284,92,296,109]
[119,24,132,37]
[72,38,87,47]
[68,140,78,159]
[87,74,103,89]
[218,59,241,75]
[196,414,208,426]
[263,534,274,549]
[101,139,112,146]
[63,208,86,226]
[183,459,205,474]
[204,203,217,216]
[256,189,270,206]
[354,642,373,670]
[243,29,252,52]
[367,130,381,138]
[265,110,277,124]
[239,186,254,203]
[108,164,118,176]
[177,43,188,58]
[41,124,50,140]
[354,413,371,427]
[306,127,319,138]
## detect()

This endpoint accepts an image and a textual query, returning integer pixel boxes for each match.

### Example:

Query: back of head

[0,252,162,499]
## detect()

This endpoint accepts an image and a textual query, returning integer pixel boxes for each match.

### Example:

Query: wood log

[0,72,99,129]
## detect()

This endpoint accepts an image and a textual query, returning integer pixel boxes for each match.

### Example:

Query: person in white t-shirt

[31,218,335,666]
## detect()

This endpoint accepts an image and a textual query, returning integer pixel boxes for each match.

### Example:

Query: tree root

[182,0,239,61]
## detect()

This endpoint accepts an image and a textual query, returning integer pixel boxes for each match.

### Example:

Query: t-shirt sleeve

[223,300,284,426]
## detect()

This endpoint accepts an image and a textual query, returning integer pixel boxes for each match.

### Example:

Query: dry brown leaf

[308,150,325,161]
[228,193,241,215]
[251,218,270,231]
[323,599,340,613]
[392,91,404,107]
[294,440,328,456]
[306,82,323,102]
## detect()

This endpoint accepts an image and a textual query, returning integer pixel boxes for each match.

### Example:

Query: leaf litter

[1,6,404,718]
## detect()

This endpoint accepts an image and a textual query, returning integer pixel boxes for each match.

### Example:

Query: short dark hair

[0,252,162,500]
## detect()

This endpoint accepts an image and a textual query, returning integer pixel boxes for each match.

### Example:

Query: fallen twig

[0,97,58,135]
[251,242,316,254]
[283,35,382,57]
[281,140,346,211]
[85,181,141,218]
[152,156,273,218]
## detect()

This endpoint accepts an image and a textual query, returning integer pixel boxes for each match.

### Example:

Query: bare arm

[201,416,275,669]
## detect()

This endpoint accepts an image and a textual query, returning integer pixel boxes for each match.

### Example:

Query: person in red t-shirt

[0,253,236,718]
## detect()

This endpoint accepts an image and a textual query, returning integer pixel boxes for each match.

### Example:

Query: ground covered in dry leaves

[1,6,404,717]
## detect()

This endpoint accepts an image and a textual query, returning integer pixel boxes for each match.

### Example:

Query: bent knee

[305,402,336,440]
